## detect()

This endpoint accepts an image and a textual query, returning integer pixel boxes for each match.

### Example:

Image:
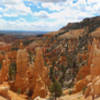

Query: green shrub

[17,88,21,94]
[49,80,62,100]
[68,90,72,95]
[0,63,2,69]
[82,86,87,94]
[9,62,16,81]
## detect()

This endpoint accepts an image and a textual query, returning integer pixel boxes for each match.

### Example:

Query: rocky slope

[48,16,100,39]
[0,16,100,100]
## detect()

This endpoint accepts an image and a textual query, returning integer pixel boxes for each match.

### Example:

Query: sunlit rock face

[90,38,100,78]
[0,55,10,83]
[32,47,50,99]
[76,65,90,82]
[0,82,10,100]
[72,38,100,98]
[0,42,50,98]
[11,43,50,99]
[84,38,100,98]
[16,42,29,76]
[6,51,17,62]
[12,42,29,93]
[16,49,29,76]
[0,42,11,52]
[0,82,27,100]
[84,76,100,98]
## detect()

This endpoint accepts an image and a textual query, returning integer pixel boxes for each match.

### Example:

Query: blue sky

[0,0,100,31]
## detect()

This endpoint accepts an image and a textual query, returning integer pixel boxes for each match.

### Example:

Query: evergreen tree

[49,80,62,100]
[0,62,2,69]
[9,62,16,81]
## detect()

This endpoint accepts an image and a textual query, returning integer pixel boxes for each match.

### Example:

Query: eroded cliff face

[0,42,50,99]
[31,47,50,99]
[70,38,100,99]
[1,16,100,100]
[8,43,50,99]
[10,42,29,93]
[0,55,10,83]
[0,82,27,100]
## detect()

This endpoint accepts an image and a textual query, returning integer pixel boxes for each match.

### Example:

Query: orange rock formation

[9,43,50,99]
[32,47,50,99]
[0,55,10,83]
[72,38,100,99]
[14,42,29,92]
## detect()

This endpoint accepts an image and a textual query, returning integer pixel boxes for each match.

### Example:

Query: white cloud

[30,0,67,3]
[41,3,64,11]
[0,16,60,31]
[87,0,100,3]
[34,11,49,18]
[3,13,18,17]
[30,0,100,31]
[0,7,3,11]
[0,0,100,31]
[0,15,2,18]
[0,0,32,17]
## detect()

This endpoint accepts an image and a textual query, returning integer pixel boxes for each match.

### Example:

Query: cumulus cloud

[34,11,49,18]
[0,0,21,5]
[0,18,58,31]
[30,0,67,3]
[0,0,32,16]
[3,13,18,17]
[0,0,100,31]
[41,3,64,11]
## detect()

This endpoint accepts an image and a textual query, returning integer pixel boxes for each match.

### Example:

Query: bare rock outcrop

[0,82,27,100]
[0,55,10,83]
[0,82,10,100]
[32,47,50,99]
[71,38,100,99]
[14,43,29,92]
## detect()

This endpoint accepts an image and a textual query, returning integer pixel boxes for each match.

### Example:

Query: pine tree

[49,80,62,100]
[9,62,16,80]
